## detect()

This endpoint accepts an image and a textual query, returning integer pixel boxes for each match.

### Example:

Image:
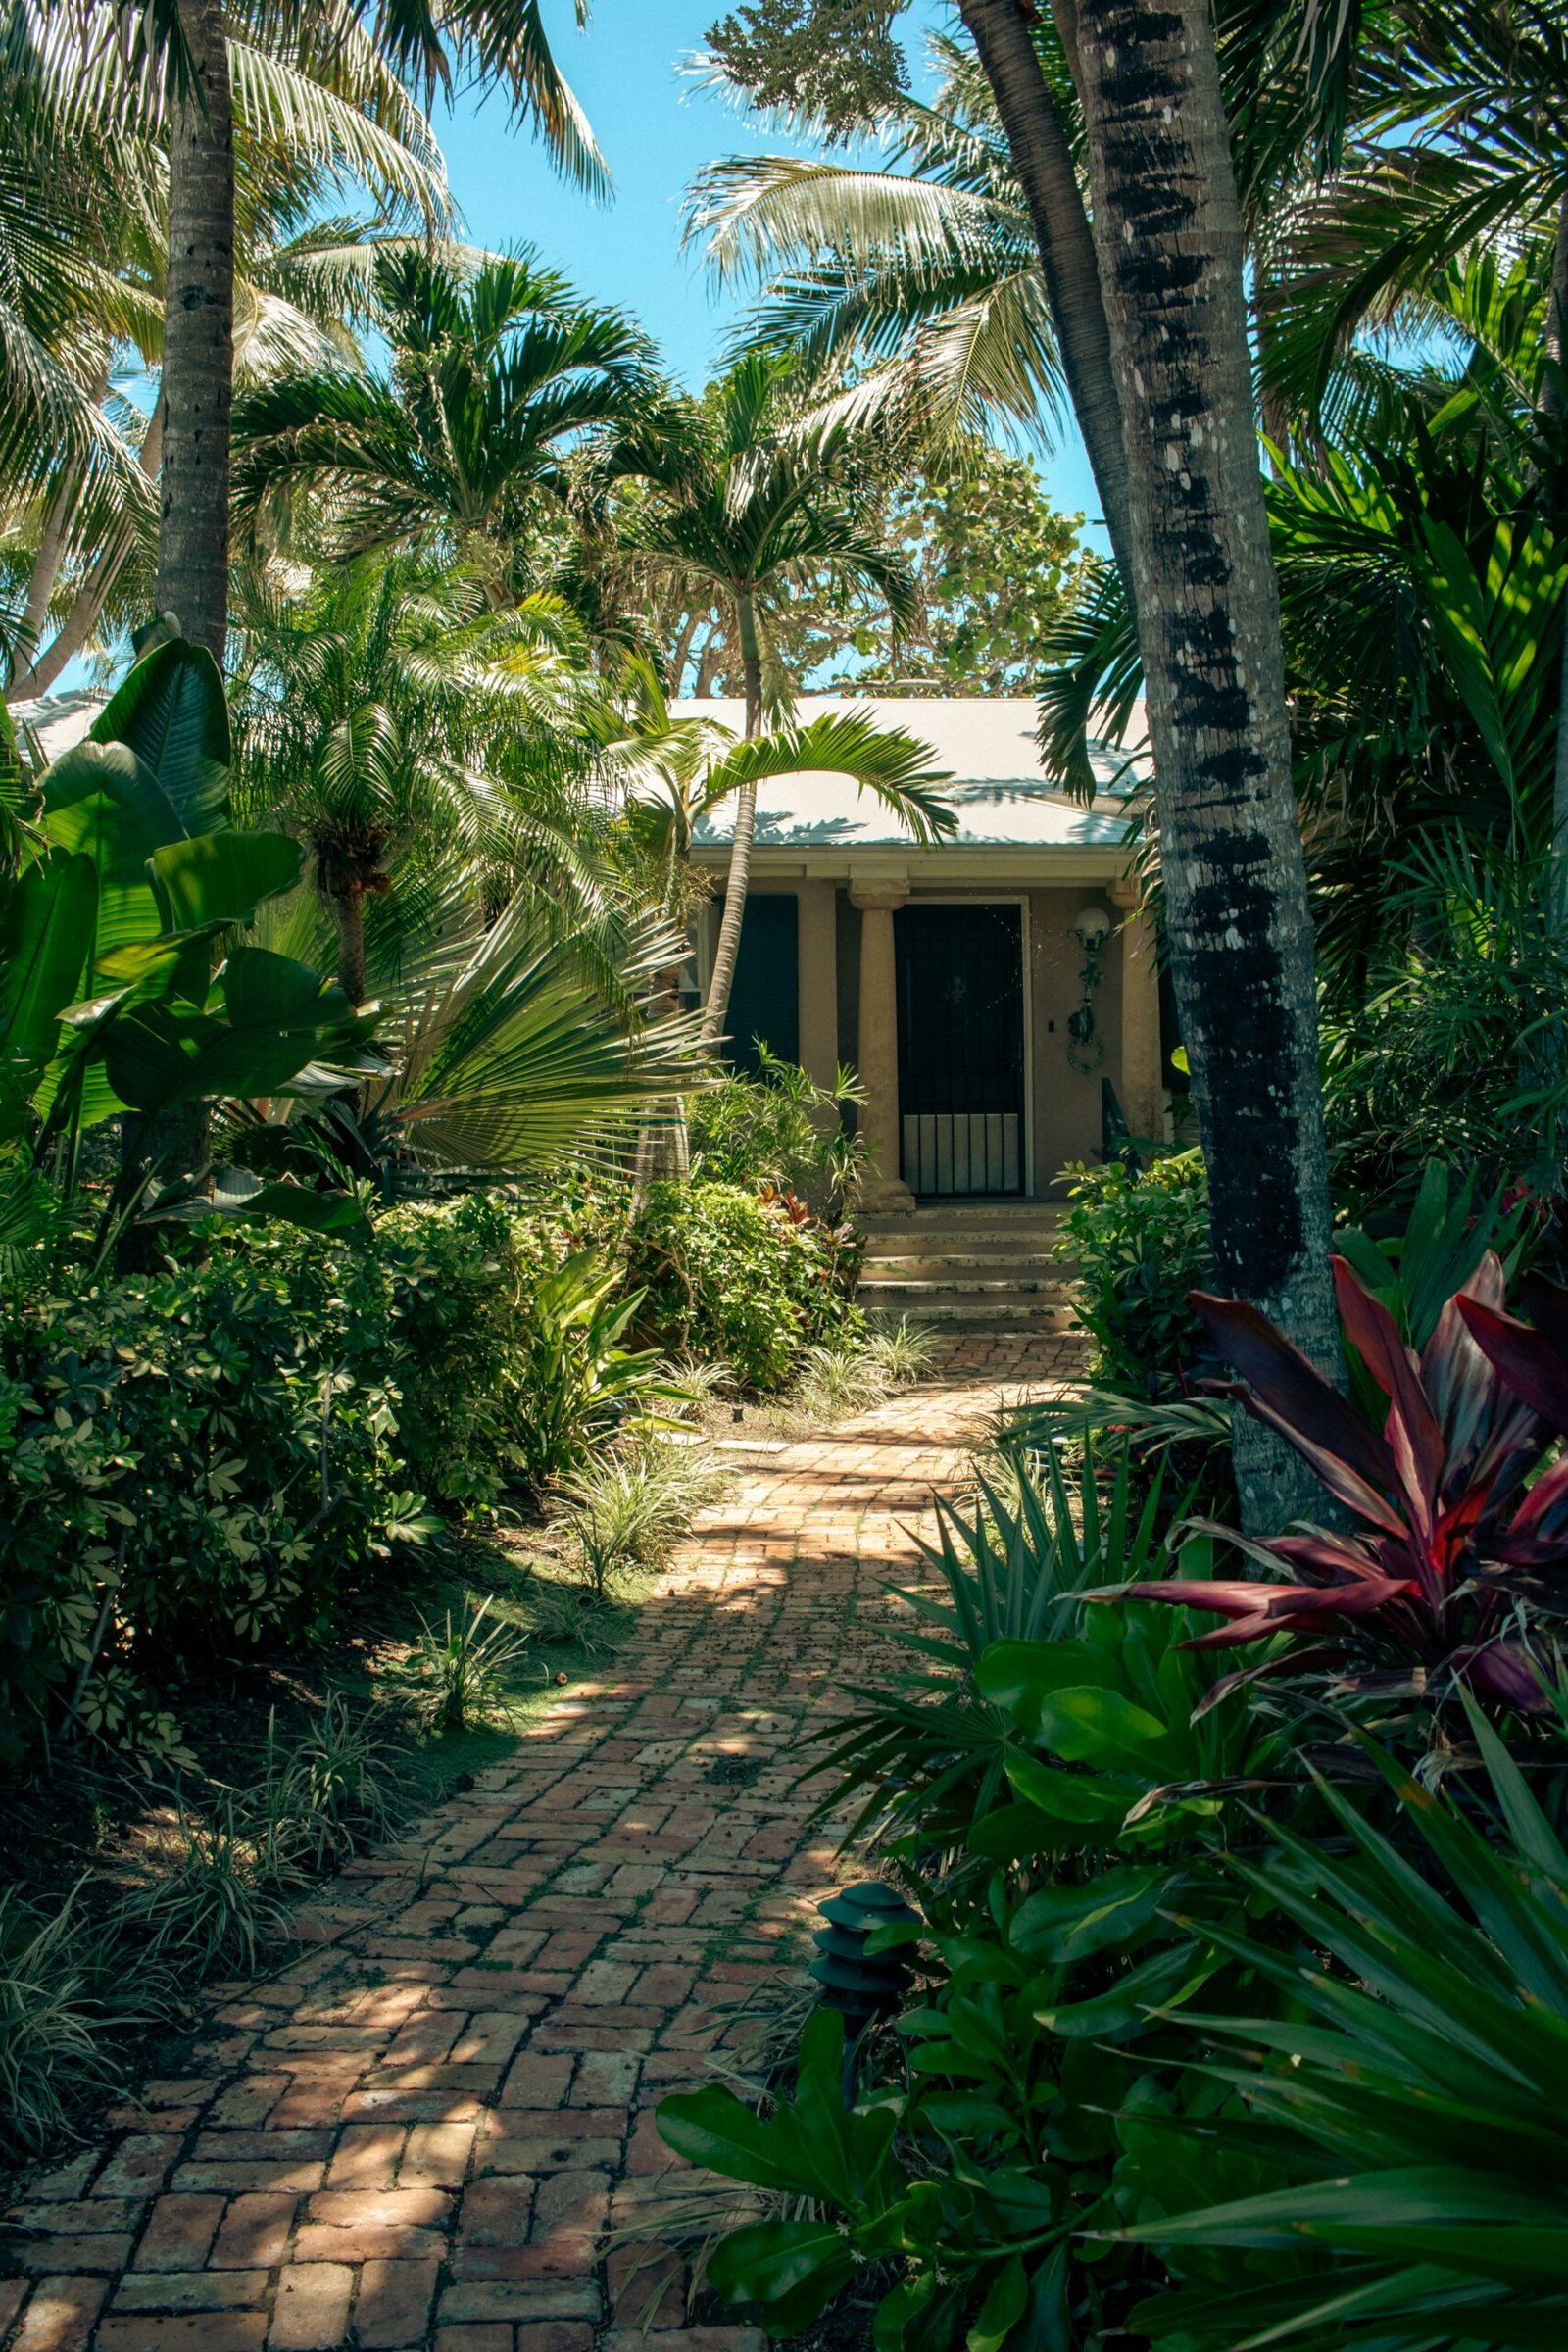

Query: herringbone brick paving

[2,1331,1079,2352]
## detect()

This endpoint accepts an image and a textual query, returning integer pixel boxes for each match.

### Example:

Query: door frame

[896,893,1034,1199]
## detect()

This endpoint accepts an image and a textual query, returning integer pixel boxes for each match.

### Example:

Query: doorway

[894,902,1025,1196]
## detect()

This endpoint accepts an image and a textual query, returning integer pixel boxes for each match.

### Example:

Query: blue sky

[432,0,1104,537]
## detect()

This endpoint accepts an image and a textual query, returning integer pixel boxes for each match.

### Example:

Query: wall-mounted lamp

[1067,904,1113,1073]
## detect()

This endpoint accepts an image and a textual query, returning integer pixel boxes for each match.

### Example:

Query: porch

[683,695,1166,1209]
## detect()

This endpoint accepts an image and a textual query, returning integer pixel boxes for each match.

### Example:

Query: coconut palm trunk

[699,588,763,1049]
[1544,191,1568,907]
[154,0,234,658]
[121,0,232,1260]
[1069,0,1340,1532]
[956,0,1136,611]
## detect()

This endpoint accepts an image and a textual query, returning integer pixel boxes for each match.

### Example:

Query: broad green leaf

[1035,1937,1202,2039]
[103,950,375,1116]
[706,2218,855,2312]
[1032,1686,1175,1774]
[1004,1753,1143,1826]
[967,2255,1027,2352]
[656,2085,813,2193]
[150,831,303,931]
[210,1178,371,1237]
[40,741,184,981]
[1009,1867,1174,1964]
[975,1639,1119,1731]
[0,852,96,1128]
[90,637,230,831]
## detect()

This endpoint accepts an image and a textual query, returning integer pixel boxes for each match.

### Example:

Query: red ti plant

[1123,1254,1568,1708]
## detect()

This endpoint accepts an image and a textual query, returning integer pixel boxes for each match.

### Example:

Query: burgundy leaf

[1456,1640,1550,1713]
[1192,1292,1399,1485]
[1518,1268,1568,1362]
[1181,1614,1305,1650]
[1458,1297,1568,1436]
[1268,1531,1412,1588]
[1333,1256,1444,1535]
[1123,1578,1308,1619]
[1498,1451,1568,1547]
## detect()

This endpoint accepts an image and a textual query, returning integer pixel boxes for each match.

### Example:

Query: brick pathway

[3,1338,1078,2352]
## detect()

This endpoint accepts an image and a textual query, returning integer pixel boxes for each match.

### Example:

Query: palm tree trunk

[699,588,762,1050]
[155,0,234,659]
[1544,191,1568,919]
[11,413,163,701]
[956,0,1136,612]
[1070,0,1340,1533]
[333,888,368,1006]
[120,0,231,1275]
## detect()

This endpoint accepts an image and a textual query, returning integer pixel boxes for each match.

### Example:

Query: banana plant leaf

[0,850,96,1136]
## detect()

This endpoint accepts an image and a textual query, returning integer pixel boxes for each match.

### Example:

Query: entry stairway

[857,1199,1078,1331]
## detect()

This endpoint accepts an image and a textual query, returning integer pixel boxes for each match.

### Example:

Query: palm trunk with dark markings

[956,0,1137,612]
[155,0,234,659]
[1544,191,1568,904]
[1070,0,1339,1530]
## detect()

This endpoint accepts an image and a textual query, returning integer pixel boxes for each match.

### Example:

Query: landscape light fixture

[1067,903,1113,1072]
[809,1881,920,2029]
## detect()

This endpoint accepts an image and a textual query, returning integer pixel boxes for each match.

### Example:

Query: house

[681,694,1163,1209]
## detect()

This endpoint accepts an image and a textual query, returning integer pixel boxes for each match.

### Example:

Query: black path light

[809,1880,920,2029]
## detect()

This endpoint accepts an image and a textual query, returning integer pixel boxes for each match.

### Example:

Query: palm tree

[0,0,453,693]
[232,247,656,599]
[230,553,615,1002]
[598,658,951,1181]
[1063,0,1340,1530]
[688,32,1064,454]
[615,351,923,1046]
[25,0,609,662]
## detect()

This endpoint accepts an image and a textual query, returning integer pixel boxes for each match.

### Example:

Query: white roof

[679,695,1146,852]
[8,689,109,763]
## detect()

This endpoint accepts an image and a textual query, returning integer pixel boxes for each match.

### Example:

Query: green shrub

[627,1177,859,1392]
[689,1047,864,1200]
[1055,1149,1211,1397]
[0,1230,425,1765]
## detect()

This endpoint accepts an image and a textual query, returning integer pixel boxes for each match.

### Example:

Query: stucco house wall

[686,696,1162,1205]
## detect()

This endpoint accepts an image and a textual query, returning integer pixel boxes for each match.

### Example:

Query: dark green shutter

[720,893,799,1073]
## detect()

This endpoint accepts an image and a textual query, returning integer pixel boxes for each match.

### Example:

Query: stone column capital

[850,879,909,912]
[1108,877,1144,911]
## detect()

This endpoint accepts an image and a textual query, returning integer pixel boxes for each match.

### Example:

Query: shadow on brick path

[1,1335,1081,2352]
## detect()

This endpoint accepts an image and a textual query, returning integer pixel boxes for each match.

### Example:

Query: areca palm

[232,247,656,596]
[598,658,950,1177]
[615,350,923,1044]
[230,554,614,1001]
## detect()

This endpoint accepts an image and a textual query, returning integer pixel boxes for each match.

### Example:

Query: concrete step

[859,1244,1067,1271]
[858,1270,1072,1296]
[860,1205,1066,1230]
[864,1294,1079,1328]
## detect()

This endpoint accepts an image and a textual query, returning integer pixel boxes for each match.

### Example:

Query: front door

[895,902,1025,1196]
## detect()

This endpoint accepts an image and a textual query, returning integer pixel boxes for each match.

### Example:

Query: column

[796,881,839,1097]
[850,880,914,1212]
[1111,878,1164,1144]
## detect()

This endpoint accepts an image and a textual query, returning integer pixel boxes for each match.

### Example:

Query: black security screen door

[895,903,1024,1196]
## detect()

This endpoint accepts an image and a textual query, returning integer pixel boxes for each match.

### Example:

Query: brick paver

[3,1345,1077,2351]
